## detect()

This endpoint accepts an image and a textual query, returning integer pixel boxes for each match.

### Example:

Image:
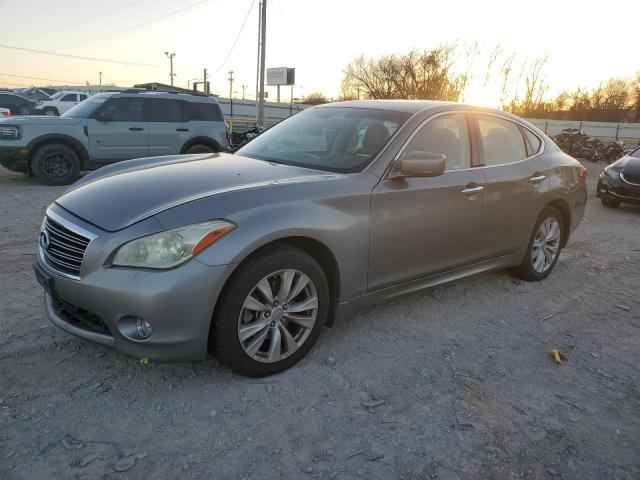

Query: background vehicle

[229,124,266,150]
[34,91,89,116]
[0,93,36,116]
[0,89,229,185]
[0,108,9,118]
[17,87,53,102]
[33,101,587,376]
[596,147,640,207]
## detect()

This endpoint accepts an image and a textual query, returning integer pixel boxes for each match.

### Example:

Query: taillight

[0,111,8,118]
[579,165,587,181]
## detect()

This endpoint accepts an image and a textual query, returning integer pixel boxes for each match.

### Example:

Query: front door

[368,113,487,291]
[87,97,149,163]
[472,114,550,258]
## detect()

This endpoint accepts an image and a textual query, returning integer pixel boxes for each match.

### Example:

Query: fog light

[117,316,153,341]
[136,319,153,339]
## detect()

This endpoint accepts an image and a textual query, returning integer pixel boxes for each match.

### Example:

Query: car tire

[43,107,58,116]
[510,206,565,282]
[212,244,329,377]
[32,143,81,186]
[601,198,621,208]
[185,144,214,154]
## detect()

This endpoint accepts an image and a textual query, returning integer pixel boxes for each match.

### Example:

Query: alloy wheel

[531,218,561,273]
[238,269,318,363]
[42,153,72,179]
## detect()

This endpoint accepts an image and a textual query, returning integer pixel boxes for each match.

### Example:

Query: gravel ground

[1,161,639,480]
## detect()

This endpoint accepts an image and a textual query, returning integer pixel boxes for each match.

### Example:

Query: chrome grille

[42,216,90,277]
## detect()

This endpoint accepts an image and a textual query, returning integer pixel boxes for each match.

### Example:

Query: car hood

[0,116,82,126]
[56,153,339,232]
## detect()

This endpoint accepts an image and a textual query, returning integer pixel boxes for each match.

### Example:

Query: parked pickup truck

[0,89,229,185]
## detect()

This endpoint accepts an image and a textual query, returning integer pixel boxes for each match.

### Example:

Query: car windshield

[62,95,109,118]
[236,107,411,173]
[49,92,64,100]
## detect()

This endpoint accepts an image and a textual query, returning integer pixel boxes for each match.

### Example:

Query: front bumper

[35,209,237,361]
[0,146,30,173]
[596,173,640,205]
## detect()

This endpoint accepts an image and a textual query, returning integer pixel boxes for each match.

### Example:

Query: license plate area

[34,262,55,297]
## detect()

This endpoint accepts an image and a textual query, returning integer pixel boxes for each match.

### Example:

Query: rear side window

[522,128,542,156]
[61,94,77,102]
[403,114,471,170]
[476,116,527,166]
[99,97,145,122]
[183,102,222,121]
[150,99,186,122]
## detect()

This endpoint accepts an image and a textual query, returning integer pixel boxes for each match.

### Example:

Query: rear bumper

[0,146,30,173]
[596,174,640,205]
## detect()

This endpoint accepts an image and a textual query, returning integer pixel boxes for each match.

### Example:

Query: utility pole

[356,85,361,100]
[228,70,234,118]
[203,68,208,95]
[164,51,176,86]
[242,84,247,100]
[99,71,102,87]
[257,0,267,127]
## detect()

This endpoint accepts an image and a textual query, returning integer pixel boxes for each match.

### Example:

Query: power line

[211,0,256,75]
[0,44,160,67]
[28,0,146,39]
[56,0,210,51]
[0,73,83,85]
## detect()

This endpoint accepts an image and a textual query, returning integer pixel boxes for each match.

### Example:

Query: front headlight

[111,220,235,269]
[0,125,22,140]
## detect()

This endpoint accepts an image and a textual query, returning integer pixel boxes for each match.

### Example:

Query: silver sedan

[34,101,587,376]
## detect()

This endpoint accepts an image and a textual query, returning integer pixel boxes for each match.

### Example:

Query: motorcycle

[229,124,266,151]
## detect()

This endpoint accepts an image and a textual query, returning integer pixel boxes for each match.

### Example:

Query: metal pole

[257,0,267,127]
[99,71,102,87]
[277,85,280,103]
[228,71,234,118]
[242,84,247,100]
[203,68,208,95]
[165,52,176,86]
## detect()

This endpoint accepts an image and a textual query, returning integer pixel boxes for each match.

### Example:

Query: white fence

[525,118,640,145]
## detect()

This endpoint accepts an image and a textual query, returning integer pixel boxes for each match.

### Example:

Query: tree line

[302,43,640,123]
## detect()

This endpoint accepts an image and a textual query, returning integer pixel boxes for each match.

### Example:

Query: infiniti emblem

[39,230,50,250]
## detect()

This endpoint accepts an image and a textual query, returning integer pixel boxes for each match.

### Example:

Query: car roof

[319,99,512,116]
[114,90,219,103]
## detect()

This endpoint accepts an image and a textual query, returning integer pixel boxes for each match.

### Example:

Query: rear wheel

[32,143,81,186]
[601,198,621,208]
[185,144,214,154]
[510,206,564,282]
[212,245,329,377]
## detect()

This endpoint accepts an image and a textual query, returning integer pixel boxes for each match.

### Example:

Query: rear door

[87,96,149,163]
[472,114,549,258]
[368,113,487,290]
[147,98,193,156]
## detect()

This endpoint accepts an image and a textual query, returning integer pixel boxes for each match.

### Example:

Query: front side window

[61,94,77,102]
[476,115,527,166]
[150,99,186,122]
[98,97,145,122]
[402,114,470,170]
[79,94,88,101]
[237,107,410,173]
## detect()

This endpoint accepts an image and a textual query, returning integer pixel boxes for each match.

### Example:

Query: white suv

[35,91,89,116]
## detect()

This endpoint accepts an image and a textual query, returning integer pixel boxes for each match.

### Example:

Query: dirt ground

[1,161,639,480]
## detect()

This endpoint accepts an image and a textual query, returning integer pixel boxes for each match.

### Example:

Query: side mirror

[96,113,113,122]
[397,151,446,177]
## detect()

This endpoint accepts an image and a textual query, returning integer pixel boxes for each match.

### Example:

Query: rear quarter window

[183,102,223,121]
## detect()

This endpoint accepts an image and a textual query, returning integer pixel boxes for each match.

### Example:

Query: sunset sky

[1,0,638,106]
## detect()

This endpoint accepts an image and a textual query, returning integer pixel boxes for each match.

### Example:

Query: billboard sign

[267,67,295,86]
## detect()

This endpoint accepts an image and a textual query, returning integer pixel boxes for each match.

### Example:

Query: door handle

[176,128,189,132]
[528,175,546,183]
[129,127,144,131]
[462,185,485,195]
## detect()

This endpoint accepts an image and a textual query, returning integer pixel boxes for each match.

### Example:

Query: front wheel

[212,245,329,377]
[31,143,81,186]
[510,206,565,282]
